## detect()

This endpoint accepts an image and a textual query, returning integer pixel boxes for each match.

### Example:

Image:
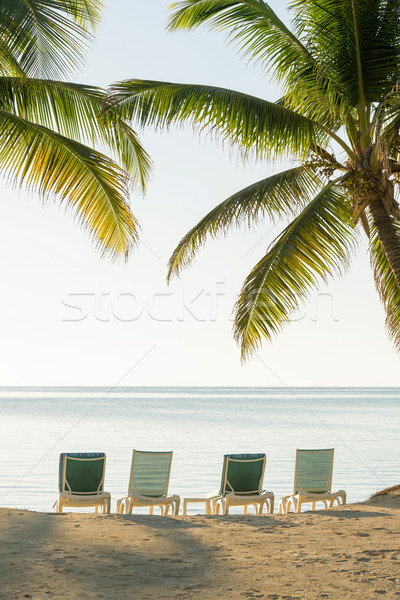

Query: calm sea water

[0,387,398,514]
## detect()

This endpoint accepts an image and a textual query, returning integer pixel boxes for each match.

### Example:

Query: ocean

[0,387,398,514]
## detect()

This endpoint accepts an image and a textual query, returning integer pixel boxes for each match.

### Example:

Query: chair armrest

[207,491,221,499]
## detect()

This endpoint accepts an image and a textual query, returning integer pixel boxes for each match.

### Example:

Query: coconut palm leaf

[234,179,357,359]
[168,1,400,138]
[0,0,101,78]
[168,167,322,281]
[0,38,26,77]
[0,110,138,258]
[0,77,152,187]
[168,1,352,129]
[100,112,152,190]
[0,78,105,140]
[108,79,330,159]
[379,112,400,154]
[374,92,400,156]
[292,0,400,106]
[369,217,400,351]
[168,0,309,77]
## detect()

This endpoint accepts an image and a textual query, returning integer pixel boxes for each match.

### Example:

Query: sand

[1,492,400,600]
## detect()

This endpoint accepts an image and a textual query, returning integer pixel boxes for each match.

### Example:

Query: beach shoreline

[1,492,399,600]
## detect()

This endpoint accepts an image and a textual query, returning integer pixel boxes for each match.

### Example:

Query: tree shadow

[113,512,211,529]
[0,509,219,598]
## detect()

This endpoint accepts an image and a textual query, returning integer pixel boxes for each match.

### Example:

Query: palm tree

[0,0,151,258]
[107,0,400,357]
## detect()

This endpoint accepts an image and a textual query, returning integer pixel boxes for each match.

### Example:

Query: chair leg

[174,499,180,516]
[215,499,224,515]
[269,496,274,514]
[149,506,154,515]
[286,499,294,513]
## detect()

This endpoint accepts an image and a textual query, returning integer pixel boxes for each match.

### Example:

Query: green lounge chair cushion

[294,449,334,494]
[219,453,266,497]
[59,452,105,495]
[129,451,172,498]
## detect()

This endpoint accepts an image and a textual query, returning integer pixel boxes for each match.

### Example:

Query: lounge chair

[278,448,346,514]
[56,452,111,513]
[211,453,274,515]
[115,450,180,515]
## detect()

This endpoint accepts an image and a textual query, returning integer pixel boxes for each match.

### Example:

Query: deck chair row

[56,448,346,515]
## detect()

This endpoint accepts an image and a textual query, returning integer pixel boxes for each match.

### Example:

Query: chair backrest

[59,452,106,496]
[128,450,173,498]
[219,453,266,497]
[293,448,334,494]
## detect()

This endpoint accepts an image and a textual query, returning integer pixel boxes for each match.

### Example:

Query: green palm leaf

[168,1,353,130]
[292,0,400,106]
[0,0,101,78]
[168,167,322,281]
[369,217,400,351]
[375,93,400,158]
[100,111,152,190]
[107,79,328,159]
[168,0,308,77]
[234,179,357,359]
[0,110,138,258]
[0,78,105,140]
[0,77,152,188]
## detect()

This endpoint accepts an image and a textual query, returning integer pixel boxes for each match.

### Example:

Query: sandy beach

[1,491,399,600]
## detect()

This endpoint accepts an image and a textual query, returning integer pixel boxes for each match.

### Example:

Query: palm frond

[0,0,102,78]
[168,0,307,78]
[234,179,357,360]
[168,1,352,131]
[0,77,152,188]
[107,79,327,160]
[168,166,322,281]
[100,110,152,190]
[374,92,400,159]
[0,109,138,258]
[380,113,400,157]
[0,38,26,77]
[291,0,400,106]
[369,216,400,351]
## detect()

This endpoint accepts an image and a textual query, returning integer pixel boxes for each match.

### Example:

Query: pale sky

[0,0,399,387]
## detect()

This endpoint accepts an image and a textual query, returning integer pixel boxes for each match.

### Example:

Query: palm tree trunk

[369,198,400,287]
